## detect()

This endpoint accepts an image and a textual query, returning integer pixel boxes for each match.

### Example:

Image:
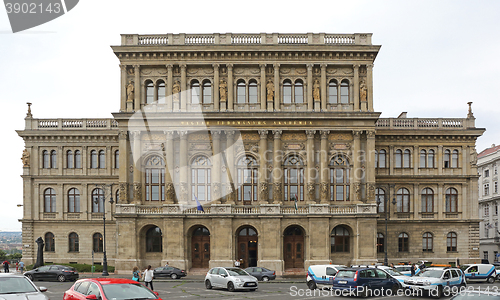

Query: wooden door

[192,227,210,268]
[284,227,304,269]
[237,227,258,268]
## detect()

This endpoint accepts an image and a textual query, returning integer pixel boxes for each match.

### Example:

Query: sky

[0,0,499,231]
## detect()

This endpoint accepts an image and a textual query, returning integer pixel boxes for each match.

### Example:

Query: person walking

[143,265,154,290]
[3,260,9,273]
[18,261,24,273]
[410,263,416,276]
[234,259,240,267]
[132,266,141,282]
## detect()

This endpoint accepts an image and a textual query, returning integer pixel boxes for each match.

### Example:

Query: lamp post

[94,184,114,276]
[378,185,397,266]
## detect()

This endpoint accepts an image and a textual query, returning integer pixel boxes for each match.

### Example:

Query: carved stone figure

[266,80,274,101]
[219,80,227,102]
[360,81,367,102]
[126,81,134,101]
[226,184,234,202]
[307,183,315,201]
[133,183,141,202]
[119,183,128,203]
[353,182,361,200]
[212,183,221,200]
[273,182,282,202]
[21,149,30,167]
[367,183,376,200]
[26,102,32,118]
[313,79,320,101]
[180,182,188,202]
[320,182,329,200]
[34,237,44,268]
[166,183,175,202]
[259,182,268,201]
[172,81,181,102]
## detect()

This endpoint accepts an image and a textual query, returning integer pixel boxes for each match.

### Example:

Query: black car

[24,265,79,282]
[153,266,186,279]
[244,267,276,281]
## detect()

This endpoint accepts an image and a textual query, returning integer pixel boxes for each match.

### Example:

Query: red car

[63,278,161,300]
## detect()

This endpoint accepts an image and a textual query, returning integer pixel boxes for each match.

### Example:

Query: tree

[0,250,6,260]
[8,253,22,260]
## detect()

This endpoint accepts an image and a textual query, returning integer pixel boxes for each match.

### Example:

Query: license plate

[338,281,347,284]
[247,283,256,286]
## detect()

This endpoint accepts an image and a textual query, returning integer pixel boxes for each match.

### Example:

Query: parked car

[0,273,50,300]
[306,264,346,290]
[375,266,408,287]
[63,278,160,300]
[24,265,79,282]
[244,267,276,281]
[331,267,401,297]
[205,267,258,291]
[404,267,466,298]
[460,264,496,283]
[393,264,421,276]
[153,266,186,279]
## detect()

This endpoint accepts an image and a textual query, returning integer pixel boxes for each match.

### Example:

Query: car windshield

[0,277,38,293]
[385,268,404,276]
[102,283,158,300]
[416,269,443,278]
[335,270,356,278]
[226,268,249,276]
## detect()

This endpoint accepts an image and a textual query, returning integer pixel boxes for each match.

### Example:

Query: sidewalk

[79,273,305,283]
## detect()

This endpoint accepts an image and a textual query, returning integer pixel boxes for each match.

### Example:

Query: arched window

[452,150,459,168]
[75,150,81,168]
[420,150,426,168]
[114,150,119,169]
[90,150,98,169]
[428,149,435,168]
[395,150,402,168]
[237,156,258,203]
[328,80,338,103]
[376,188,385,213]
[157,81,166,104]
[93,233,103,253]
[145,155,165,201]
[98,150,105,169]
[69,232,79,252]
[330,226,350,253]
[421,188,434,213]
[67,150,74,169]
[202,81,212,104]
[145,81,154,104]
[284,155,304,202]
[146,226,162,252]
[403,150,411,168]
[44,188,56,213]
[92,188,104,213]
[191,80,200,104]
[447,232,457,252]
[423,232,433,252]
[249,80,258,104]
[237,80,246,104]
[376,149,386,168]
[340,80,349,103]
[397,188,410,212]
[68,188,80,213]
[43,150,50,168]
[191,156,211,202]
[294,80,304,103]
[45,232,55,252]
[444,149,451,168]
[51,150,57,168]
[445,188,458,212]
[398,232,409,252]
[283,80,292,104]
[377,233,384,253]
[330,155,350,201]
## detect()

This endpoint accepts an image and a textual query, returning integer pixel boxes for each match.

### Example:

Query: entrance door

[192,227,210,268]
[284,226,304,269]
[237,227,258,268]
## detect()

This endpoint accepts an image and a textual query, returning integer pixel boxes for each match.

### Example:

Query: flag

[195,195,204,212]
[294,194,298,211]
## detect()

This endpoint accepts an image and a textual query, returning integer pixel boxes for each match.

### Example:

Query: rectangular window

[485,170,490,177]
[495,251,499,263]
[484,251,489,260]
[485,184,490,196]
[495,182,498,194]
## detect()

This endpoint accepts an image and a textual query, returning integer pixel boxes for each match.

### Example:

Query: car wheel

[57,275,66,282]
[25,274,33,281]
[227,281,235,292]
[487,276,495,283]
[171,273,178,279]
[205,279,212,289]
[434,286,443,299]
[391,284,399,295]
[307,280,317,290]
[262,276,269,282]
[360,287,369,298]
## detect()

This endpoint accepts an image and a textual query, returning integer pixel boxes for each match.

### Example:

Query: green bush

[25,263,114,273]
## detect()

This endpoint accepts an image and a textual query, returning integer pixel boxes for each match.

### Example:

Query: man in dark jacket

[3,260,9,273]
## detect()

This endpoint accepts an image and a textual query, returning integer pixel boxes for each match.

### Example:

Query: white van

[461,264,496,283]
[306,264,347,289]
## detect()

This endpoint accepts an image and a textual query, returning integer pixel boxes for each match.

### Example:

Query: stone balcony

[376,118,476,130]
[24,118,118,130]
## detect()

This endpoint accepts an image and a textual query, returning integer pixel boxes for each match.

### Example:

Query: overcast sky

[0,0,498,231]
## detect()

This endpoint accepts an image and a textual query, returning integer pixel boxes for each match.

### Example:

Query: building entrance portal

[192,227,210,268]
[284,226,304,269]
[237,227,258,268]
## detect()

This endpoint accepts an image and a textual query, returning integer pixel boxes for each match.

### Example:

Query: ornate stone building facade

[17,33,484,274]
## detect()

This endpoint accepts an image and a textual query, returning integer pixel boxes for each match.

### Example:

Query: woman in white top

[143,265,155,290]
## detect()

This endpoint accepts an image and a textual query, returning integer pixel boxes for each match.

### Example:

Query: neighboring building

[17,33,484,274]
[478,144,500,263]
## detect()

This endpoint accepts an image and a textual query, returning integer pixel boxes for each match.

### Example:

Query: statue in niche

[266,80,274,101]
[126,81,134,101]
[360,81,367,102]
[21,149,30,167]
[219,80,227,101]
[172,81,181,102]
[313,79,320,101]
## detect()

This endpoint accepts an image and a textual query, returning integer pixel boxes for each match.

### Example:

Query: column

[225,131,236,204]
[353,65,360,111]
[213,64,220,111]
[118,131,129,203]
[367,64,374,111]
[366,130,376,202]
[165,131,175,204]
[120,64,127,112]
[273,64,280,111]
[166,64,173,111]
[307,64,313,111]
[134,65,140,111]
[414,184,419,219]
[306,130,316,202]
[132,131,142,204]
[227,64,234,111]
[211,130,222,203]
[180,64,187,111]
[438,145,443,175]
[272,130,282,203]
[106,146,112,174]
[389,145,394,176]
[353,131,362,201]
[179,131,188,203]
[320,64,327,111]
[260,64,266,111]
[258,130,269,203]
[413,145,419,174]
[320,130,329,203]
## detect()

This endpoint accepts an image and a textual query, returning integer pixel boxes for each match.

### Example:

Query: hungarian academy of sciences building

[17,33,484,274]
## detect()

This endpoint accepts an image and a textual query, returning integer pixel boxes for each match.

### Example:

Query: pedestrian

[132,266,141,281]
[165,261,169,266]
[389,263,394,268]
[3,260,9,273]
[19,261,24,273]
[16,262,18,272]
[410,263,416,276]
[234,259,240,267]
[143,265,154,290]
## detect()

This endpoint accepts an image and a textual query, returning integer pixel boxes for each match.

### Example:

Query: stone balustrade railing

[376,118,475,130]
[25,118,119,130]
[123,33,372,46]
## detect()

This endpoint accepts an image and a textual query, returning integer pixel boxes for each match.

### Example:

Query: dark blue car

[331,267,401,297]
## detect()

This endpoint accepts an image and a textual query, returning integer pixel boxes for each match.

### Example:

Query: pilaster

[272,130,282,203]
[320,130,329,203]
[306,130,316,203]
[320,64,327,111]
[213,64,220,111]
[353,65,360,111]
[134,65,140,111]
[353,130,362,201]
[227,64,234,111]
[260,64,266,111]
[166,64,173,111]
[132,131,142,204]
[164,131,175,204]
[367,64,374,111]
[273,64,280,111]
[258,130,269,203]
[225,130,236,204]
[179,130,188,202]
[366,130,376,202]
[120,64,127,112]
[211,130,222,203]
[307,64,313,111]
[180,64,187,111]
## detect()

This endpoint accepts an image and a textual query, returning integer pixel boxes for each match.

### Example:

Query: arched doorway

[284,226,304,269]
[192,226,210,268]
[237,227,258,268]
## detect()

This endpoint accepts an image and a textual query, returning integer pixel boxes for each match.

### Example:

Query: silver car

[205,267,258,291]
[0,273,50,300]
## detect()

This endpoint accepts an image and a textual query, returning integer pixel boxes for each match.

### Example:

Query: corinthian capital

[273,130,282,139]
[258,130,269,139]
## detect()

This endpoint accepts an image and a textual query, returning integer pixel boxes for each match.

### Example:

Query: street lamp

[377,185,397,266]
[94,184,114,276]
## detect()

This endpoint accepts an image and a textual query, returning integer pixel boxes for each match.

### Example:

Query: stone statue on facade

[166,183,175,202]
[307,183,315,201]
[34,237,44,268]
[126,81,134,101]
[133,183,141,202]
[367,183,376,200]
[259,182,268,202]
[360,81,367,102]
[353,182,361,200]
[266,80,274,101]
[320,182,329,200]
[172,81,181,102]
[21,149,30,167]
[119,183,128,203]
[219,80,227,102]
[313,79,320,101]
[273,182,282,202]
